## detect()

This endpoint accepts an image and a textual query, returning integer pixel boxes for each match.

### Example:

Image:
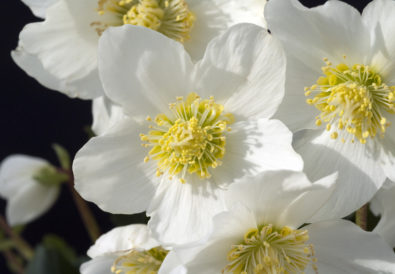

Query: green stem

[0,215,34,260]
[356,204,368,231]
[63,170,101,242]
[2,249,24,274]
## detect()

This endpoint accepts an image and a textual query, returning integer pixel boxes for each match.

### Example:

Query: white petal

[80,254,118,274]
[73,117,157,214]
[272,55,321,132]
[212,118,302,187]
[379,137,395,183]
[195,24,285,119]
[147,177,227,246]
[0,155,48,198]
[363,0,395,58]
[370,182,395,248]
[307,220,395,274]
[225,170,337,228]
[265,0,369,67]
[91,97,125,135]
[6,182,59,226]
[98,25,193,117]
[21,0,58,18]
[211,0,267,28]
[158,251,187,274]
[185,0,267,59]
[11,49,104,99]
[15,0,102,99]
[88,224,159,258]
[295,129,386,221]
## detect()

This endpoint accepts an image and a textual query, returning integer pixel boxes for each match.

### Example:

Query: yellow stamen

[141,93,233,184]
[224,224,315,274]
[94,0,195,42]
[111,246,168,274]
[305,58,395,144]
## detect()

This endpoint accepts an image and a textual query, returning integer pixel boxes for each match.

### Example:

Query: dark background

[0,0,373,273]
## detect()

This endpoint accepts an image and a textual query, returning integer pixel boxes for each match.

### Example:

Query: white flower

[73,23,303,245]
[160,170,395,274]
[12,0,267,99]
[0,155,61,226]
[80,224,184,274]
[370,180,395,248]
[265,0,395,221]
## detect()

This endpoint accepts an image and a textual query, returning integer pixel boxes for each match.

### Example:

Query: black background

[0,0,374,273]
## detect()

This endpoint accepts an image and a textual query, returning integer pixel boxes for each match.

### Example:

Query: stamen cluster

[305,58,395,144]
[140,93,233,183]
[95,0,195,42]
[111,246,168,274]
[224,224,315,274]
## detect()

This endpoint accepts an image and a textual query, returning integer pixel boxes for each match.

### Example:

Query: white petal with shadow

[98,25,194,118]
[73,117,157,214]
[147,176,227,246]
[294,129,386,222]
[306,220,395,274]
[195,23,285,119]
[212,118,303,188]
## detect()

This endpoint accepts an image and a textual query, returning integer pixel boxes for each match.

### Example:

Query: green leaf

[52,143,71,170]
[42,235,77,264]
[25,245,79,274]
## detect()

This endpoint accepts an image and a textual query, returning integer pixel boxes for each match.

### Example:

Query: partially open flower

[80,224,184,274]
[0,155,64,226]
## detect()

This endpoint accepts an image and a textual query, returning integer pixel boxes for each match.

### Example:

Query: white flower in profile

[12,0,267,99]
[265,0,395,221]
[160,170,395,274]
[0,155,62,226]
[80,224,184,274]
[370,180,395,248]
[73,23,303,245]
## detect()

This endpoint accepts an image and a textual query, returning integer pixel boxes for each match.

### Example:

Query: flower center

[140,93,233,184]
[94,0,195,42]
[111,246,168,274]
[224,225,315,274]
[305,57,395,144]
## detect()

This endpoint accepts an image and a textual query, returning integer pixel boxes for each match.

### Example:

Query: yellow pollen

[94,0,195,42]
[141,92,233,184]
[305,59,395,144]
[111,246,168,274]
[224,224,315,274]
